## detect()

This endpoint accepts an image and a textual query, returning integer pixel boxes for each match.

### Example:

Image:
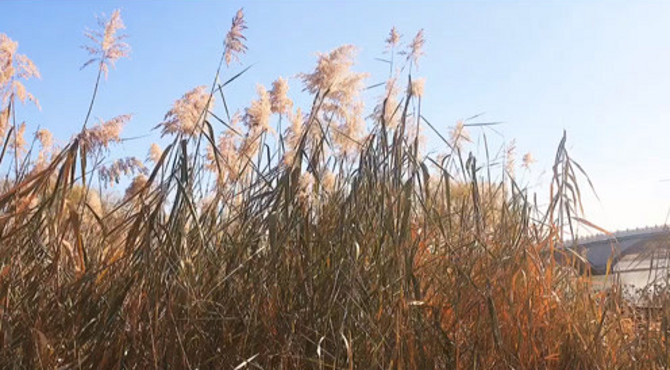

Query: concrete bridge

[568,225,670,275]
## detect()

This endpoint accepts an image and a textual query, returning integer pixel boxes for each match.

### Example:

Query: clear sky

[3,1,670,234]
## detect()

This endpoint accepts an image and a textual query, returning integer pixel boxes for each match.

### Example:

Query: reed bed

[0,9,669,369]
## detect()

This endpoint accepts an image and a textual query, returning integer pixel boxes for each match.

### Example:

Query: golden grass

[0,8,669,369]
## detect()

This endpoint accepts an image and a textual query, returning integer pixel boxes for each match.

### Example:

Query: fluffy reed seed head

[207,115,242,184]
[522,152,535,169]
[10,121,27,155]
[148,143,162,164]
[283,107,305,167]
[35,128,54,168]
[297,171,315,205]
[244,84,273,134]
[449,120,471,150]
[237,133,260,166]
[334,101,365,158]
[0,107,8,147]
[0,34,16,87]
[224,8,247,66]
[409,78,425,98]
[82,9,130,78]
[386,27,401,49]
[124,174,148,199]
[403,29,425,66]
[86,188,103,216]
[99,156,147,187]
[36,128,53,149]
[229,110,256,176]
[160,86,212,137]
[79,114,130,152]
[300,45,368,157]
[218,130,241,183]
[300,45,367,102]
[270,77,292,115]
[0,33,40,107]
[373,78,401,130]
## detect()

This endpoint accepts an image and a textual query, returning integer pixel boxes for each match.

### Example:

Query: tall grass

[1,8,669,369]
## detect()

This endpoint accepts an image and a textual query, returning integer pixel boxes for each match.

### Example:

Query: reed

[0,8,667,369]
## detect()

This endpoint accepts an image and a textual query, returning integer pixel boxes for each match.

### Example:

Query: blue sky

[3,1,670,233]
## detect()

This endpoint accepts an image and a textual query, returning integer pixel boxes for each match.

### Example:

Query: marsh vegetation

[1,8,669,369]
